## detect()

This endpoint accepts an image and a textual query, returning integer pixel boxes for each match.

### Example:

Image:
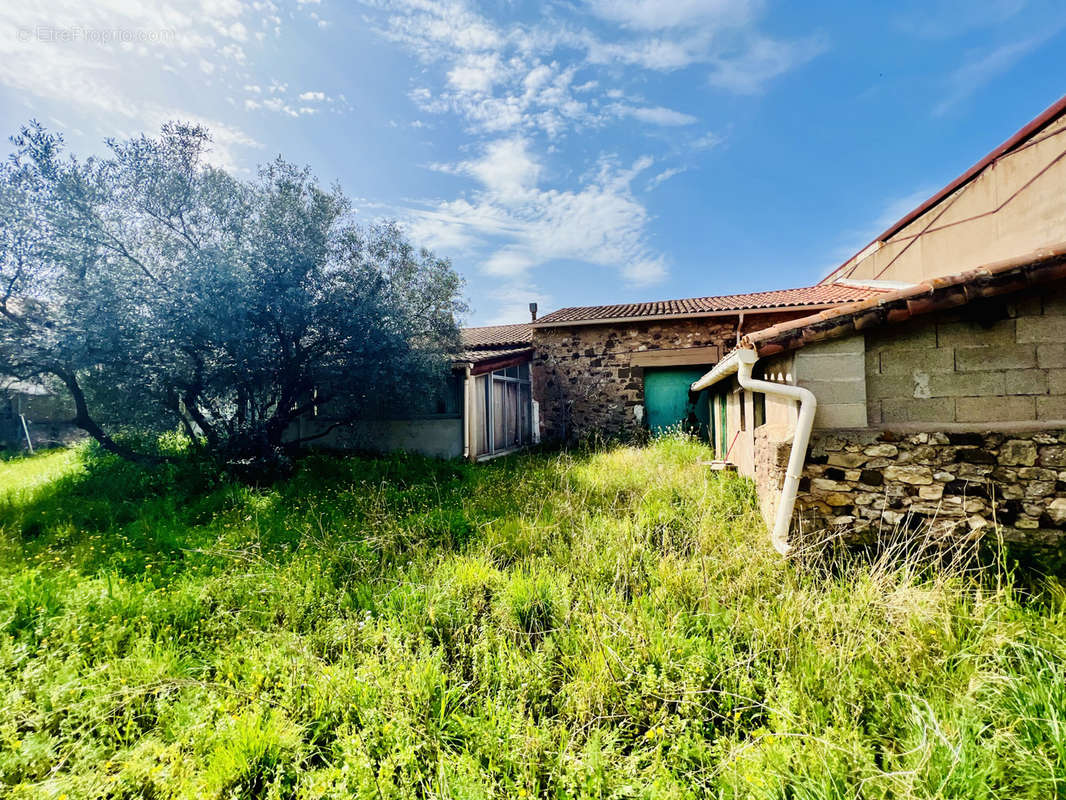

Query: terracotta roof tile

[458,346,533,365]
[531,284,885,326]
[744,243,1066,357]
[460,323,534,348]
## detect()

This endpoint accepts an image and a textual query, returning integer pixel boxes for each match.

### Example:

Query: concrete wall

[828,115,1066,285]
[738,282,1066,553]
[294,416,464,459]
[865,287,1066,428]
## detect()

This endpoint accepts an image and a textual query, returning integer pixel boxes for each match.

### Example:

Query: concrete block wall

[866,287,1066,427]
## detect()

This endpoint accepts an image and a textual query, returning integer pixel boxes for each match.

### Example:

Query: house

[293,323,537,460]
[529,284,883,443]
[689,95,1066,556]
[0,378,78,451]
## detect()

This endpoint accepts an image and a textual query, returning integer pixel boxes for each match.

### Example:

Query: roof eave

[749,243,1066,358]
[531,302,858,329]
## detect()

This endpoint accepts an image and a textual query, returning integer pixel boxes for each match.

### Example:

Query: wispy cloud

[933,33,1053,115]
[708,34,827,94]
[646,166,686,190]
[410,139,667,288]
[362,0,823,312]
[0,0,332,167]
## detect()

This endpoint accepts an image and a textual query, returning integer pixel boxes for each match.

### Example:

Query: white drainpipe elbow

[734,349,817,556]
[462,364,472,460]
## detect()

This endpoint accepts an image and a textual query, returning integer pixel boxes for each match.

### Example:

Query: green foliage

[0,122,465,464]
[1,436,1065,798]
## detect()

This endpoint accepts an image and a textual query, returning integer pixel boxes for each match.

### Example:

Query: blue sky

[2,1,1065,324]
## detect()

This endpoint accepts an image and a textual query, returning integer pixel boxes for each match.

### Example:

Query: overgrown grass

[1,436,1064,798]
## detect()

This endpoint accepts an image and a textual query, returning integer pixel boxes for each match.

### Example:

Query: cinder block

[1036,395,1066,421]
[864,345,880,375]
[866,372,917,400]
[1005,369,1049,396]
[1011,295,1044,317]
[937,319,1016,348]
[881,397,955,424]
[1017,315,1066,344]
[867,399,882,426]
[799,379,866,405]
[1049,370,1066,396]
[879,348,954,375]
[796,352,864,382]
[803,335,864,355]
[927,371,1005,398]
[955,345,1036,372]
[814,403,868,429]
[867,323,936,350]
[1042,294,1066,316]
[1038,345,1066,368]
[955,396,1035,423]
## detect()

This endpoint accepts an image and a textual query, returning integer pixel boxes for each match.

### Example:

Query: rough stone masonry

[757,428,1066,555]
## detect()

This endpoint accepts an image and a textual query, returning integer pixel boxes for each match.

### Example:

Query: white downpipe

[734,350,816,555]
[690,348,817,555]
[20,414,34,454]
[461,365,472,460]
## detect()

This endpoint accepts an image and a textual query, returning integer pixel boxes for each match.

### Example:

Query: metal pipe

[20,414,33,454]
[734,350,816,555]
[691,349,817,555]
[462,365,472,461]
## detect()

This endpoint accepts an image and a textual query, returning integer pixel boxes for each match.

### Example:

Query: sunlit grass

[0,435,1064,798]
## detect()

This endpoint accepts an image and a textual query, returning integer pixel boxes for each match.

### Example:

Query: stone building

[529,285,880,444]
[689,94,1066,556]
[695,250,1066,555]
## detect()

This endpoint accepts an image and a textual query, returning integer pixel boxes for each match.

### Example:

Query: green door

[644,367,711,439]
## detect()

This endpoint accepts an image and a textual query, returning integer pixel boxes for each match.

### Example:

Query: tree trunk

[56,369,168,465]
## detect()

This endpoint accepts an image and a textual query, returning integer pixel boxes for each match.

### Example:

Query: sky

[1,1,1065,325]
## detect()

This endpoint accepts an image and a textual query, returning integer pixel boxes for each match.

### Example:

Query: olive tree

[0,122,464,464]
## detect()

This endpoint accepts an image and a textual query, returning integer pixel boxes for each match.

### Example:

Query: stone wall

[866,288,1066,426]
[769,428,1066,552]
[532,312,809,442]
[532,318,734,441]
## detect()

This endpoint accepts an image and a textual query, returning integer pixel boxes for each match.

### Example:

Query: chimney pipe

[529,302,538,322]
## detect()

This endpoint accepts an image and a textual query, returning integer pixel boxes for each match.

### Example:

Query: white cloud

[933,34,1054,116]
[0,0,324,170]
[708,34,826,94]
[585,0,757,31]
[614,104,697,126]
[646,166,686,190]
[411,141,667,287]
[692,131,723,149]
[447,53,505,94]
[298,90,326,101]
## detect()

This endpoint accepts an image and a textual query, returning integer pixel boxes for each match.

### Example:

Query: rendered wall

[827,116,1066,285]
[294,417,464,459]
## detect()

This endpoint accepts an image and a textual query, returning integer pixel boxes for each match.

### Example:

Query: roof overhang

[750,243,1066,358]
[530,302,856,329]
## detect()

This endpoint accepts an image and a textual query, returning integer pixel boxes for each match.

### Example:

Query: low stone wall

[781,429,1066,549]
[753,426,1066,553]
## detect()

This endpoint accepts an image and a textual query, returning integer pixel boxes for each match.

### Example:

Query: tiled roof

[745,243,1066,357]
[460,323,534,348]
[531,284,885,327]
[459,346,534,365]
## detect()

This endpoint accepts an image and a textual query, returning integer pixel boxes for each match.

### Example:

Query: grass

[0,435,1064,798]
